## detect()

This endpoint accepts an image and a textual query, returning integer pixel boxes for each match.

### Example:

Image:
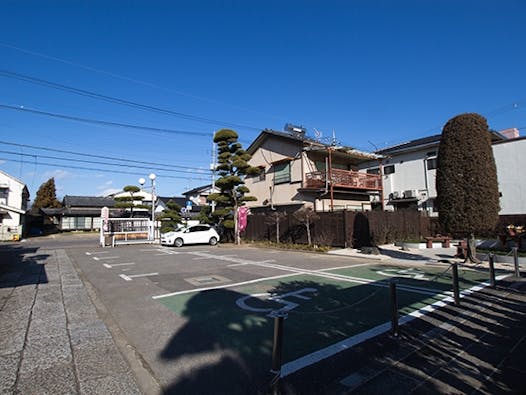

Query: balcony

[304,169,382,191]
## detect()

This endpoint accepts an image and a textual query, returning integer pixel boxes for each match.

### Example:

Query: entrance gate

[100,217,157,247]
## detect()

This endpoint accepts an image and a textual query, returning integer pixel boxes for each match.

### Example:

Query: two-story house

[358,128,524,216]
[0,170,29,240]
[244,127,383,212]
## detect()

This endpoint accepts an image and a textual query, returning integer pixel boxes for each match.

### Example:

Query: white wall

[359,137,526,216]
[493,138,526,215]
[0,170,27,239]
[360,145,438,214]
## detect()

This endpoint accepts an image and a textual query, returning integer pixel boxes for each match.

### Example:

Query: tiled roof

[376,131,507,155]
[158,196,186,207]
[63,195,116,208]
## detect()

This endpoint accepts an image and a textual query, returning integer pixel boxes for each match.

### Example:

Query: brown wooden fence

[243,209,439,248]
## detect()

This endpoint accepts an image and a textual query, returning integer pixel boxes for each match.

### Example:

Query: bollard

[513,247,520,278]
[488,254,496,289]
[451,263,460,306]
[270,312,286,395]
[389,278,399,336]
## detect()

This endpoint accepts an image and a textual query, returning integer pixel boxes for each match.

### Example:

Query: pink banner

[238,206,249,232]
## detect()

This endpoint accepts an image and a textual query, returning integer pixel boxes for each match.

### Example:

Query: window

[258,166,266,182]
[426,158,437,170]
[367,168,380,175]
[273,161,291,184]
[0,187,7,205]
[383,165,395,175]
[248,166,266,181]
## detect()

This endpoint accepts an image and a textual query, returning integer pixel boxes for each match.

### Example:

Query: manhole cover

[185,275,229,286]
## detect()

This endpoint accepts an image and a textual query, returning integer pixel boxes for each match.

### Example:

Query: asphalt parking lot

[9,234,524,394]
[69,242,376,393]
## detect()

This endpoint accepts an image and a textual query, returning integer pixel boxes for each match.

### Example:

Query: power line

[0,104,213,137]
[0,69,262,131]
[0,156,211,181]
[0,149,210,175]
[0,139,204,171]
[0,41,287,121]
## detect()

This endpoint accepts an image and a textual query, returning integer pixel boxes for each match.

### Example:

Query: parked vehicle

[160,224,220,247]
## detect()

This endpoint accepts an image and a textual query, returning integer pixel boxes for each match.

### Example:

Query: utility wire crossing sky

[0,1,524,198]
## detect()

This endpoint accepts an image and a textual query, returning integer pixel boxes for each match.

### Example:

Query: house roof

[182,185,213,196]
[246,129,381,161]
[0,203,25,215]
[376,134,442,155]
[158,196,186,207]
[376,130,508,155]
[0,169,27,188]
[63,195,116,208]
[246,129,319,155]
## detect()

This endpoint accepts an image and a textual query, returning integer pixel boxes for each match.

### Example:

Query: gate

[100,217,158,247]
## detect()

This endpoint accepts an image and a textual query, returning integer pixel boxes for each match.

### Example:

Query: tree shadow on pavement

[0,244,49,289]
[157,277,460,394]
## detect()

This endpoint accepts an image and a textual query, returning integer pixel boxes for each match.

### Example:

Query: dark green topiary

[436,113,500,237]
[208,129,259,243]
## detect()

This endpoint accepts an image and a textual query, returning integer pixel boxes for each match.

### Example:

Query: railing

[304,169,382,190]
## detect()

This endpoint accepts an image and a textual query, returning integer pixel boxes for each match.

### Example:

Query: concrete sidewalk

[0,245,141,394]
[287,245,526,394]
[2,240,524,394]
[328,244,464,265]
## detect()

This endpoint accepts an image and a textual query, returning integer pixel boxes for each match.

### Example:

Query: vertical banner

[101,206,109,232]
[238,206,250,232]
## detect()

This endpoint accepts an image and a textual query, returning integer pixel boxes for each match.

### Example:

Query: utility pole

[211,137,216,212]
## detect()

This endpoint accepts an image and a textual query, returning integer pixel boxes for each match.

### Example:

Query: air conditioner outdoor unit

[391,191,401,200]
[404,190,418,199]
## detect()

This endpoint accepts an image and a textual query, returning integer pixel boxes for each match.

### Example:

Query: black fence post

[489,254,496,288]
[513,247,520,278]
[451,263,460,306]
[270,312,286,395]
[390,278,399,336]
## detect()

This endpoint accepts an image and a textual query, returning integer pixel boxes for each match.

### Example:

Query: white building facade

[0,170,29,240]
[359,130,525,216]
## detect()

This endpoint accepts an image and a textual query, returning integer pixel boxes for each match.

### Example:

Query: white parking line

[119,272,159,281]
[92,256,119,261]
[152,273,300,299]
[228,259,276,267]
[154,248,180,255]
[85,251,109,255]
[103,262,135,268]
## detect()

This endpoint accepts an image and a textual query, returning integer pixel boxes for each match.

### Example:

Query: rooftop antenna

[313,128,322,140]
[331,129,338,146]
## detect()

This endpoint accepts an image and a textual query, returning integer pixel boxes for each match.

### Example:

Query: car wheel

[209,236,218,246]
[174,238,184,247]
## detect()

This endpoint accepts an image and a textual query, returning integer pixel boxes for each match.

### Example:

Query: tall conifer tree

[436,113,500,237]
[32,177,62,210]
[207,129,259,243]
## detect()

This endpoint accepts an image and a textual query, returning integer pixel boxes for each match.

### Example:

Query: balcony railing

[304,169,382,190]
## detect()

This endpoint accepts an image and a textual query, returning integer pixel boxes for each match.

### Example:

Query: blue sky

[1,1,525,200]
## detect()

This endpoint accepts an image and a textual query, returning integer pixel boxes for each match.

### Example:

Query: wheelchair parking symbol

[375,268,429,280]
[236,288,317,317]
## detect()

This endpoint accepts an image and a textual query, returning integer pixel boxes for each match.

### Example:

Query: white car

[161,224,220,247]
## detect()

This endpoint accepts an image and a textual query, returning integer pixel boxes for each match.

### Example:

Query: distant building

[0,170,29,240]
[182,184,218,207]
[244,128,383,212]
[41,195,116,231]
[358,128,525,216]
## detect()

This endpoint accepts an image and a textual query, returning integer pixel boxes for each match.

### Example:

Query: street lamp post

[139,173,157,241]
